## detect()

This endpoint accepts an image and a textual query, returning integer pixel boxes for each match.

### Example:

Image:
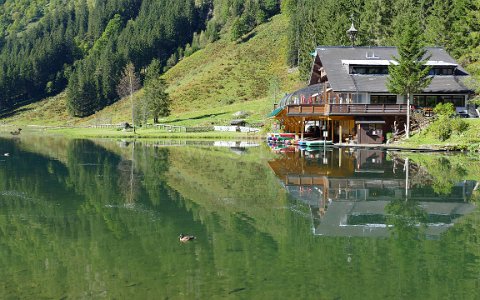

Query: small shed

[230,119,246,127]
[355,119,385,144]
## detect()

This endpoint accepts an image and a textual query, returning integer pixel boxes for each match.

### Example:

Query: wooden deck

[286,104,407,116]
[287,104,326,115]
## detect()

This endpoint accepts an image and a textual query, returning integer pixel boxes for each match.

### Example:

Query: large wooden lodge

[269,46,474,144]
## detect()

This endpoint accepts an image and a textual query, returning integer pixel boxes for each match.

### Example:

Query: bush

[428,116,452,141]
[433,102,455,117]
[451,118,469,134]
[427,116,468,141]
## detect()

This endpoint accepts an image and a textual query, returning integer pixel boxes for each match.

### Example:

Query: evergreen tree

[387,14,432,138]
[143,77,171,123]
[145,58,162,83]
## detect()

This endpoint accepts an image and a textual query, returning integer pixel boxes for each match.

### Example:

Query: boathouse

[269,46,474,144]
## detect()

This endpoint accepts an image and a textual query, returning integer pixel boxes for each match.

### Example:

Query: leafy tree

[143,77,171,123]
[387,13,432,138]
[117,62,141,131]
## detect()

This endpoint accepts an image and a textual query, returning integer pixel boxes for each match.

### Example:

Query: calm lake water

[0,136,479,299]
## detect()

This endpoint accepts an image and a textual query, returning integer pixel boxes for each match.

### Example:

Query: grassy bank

[397,118,480,150]
[0,125,263,140]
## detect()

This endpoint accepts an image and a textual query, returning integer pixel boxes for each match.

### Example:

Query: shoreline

[1,125,478,152]
[0,125,264,140]
[334,143,470,152]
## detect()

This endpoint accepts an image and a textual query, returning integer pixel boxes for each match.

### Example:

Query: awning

[267,106,284,118]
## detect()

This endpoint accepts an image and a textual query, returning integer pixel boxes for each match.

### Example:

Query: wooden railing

[287,104,326,115]
[327,104,407,115]
[285,104,407,116]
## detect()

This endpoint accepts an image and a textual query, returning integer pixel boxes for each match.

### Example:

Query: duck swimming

[179,234,196,242]
[10,128,22,135]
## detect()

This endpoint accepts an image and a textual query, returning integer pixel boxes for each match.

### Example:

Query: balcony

[286,104,407,116]
[287,104,326,115]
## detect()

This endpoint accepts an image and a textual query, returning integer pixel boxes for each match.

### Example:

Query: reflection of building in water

[269,149,476,238]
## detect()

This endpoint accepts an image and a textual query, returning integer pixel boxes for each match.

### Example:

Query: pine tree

[387,14,432,138]
[145,58,162,83]
[143,77,171,123]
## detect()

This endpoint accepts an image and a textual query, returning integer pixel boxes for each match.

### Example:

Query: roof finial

[346,14,358,47]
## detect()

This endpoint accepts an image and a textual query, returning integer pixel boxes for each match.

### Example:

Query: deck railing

[287,104,326,115]
[285,104,407,116]
[327,104,407,115]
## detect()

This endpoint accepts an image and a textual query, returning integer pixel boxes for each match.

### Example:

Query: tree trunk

[406,93,410,139]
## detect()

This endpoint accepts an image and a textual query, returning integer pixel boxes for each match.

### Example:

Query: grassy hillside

[1,14,300,128]
[399,119,480,150]
[164,14,298,112]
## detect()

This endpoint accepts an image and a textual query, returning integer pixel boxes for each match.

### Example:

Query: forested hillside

[284,0,480,88]
[1,0,479,122]
[0,0,280,116]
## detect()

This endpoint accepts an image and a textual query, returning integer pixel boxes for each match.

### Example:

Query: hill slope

[164,14,298,113]
[2,14,300,127]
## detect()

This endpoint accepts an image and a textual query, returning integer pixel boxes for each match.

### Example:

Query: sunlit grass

[1,14,301,130]
[399,119,480,149]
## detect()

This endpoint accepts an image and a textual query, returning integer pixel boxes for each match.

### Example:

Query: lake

[0,136,479,299]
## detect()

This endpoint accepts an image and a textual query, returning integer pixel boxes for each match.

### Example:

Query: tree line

[0,0,281,118]
[284,0,480,86]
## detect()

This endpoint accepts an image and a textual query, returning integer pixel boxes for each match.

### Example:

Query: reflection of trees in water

[386,198,428,241]
[2,138,480,299]
[116,143,141,207]
[404,155,469,195]
[429,157,467,195]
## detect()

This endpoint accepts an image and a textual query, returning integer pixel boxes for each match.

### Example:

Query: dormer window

[343,59,395,75]
[351,66,389,75]
[429,67,454,75]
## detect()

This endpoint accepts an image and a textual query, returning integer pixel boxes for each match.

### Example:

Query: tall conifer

[387,13,432,138]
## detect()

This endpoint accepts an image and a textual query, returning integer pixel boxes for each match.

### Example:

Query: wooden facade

[269,46,473,144]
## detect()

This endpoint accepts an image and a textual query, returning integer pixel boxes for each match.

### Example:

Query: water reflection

[0,136,479,299]
[268,148,477,238]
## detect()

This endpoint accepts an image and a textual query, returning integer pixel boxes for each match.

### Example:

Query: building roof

[349,75,472,93]
[312,46,472,93]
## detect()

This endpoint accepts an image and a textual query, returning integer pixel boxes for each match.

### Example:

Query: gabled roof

[311,46,472,93]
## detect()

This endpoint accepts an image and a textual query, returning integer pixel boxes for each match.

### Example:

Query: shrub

[433,102,455,117]
[451,118,469,134]
[428,116,452,141]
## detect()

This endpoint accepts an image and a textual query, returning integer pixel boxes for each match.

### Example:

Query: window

[413,95,465,107]
[428,67,455,76]
[441,95,464,107]
[426,96,436,107]
[351,66,389,75]
[352,67,366,74]
[370,95,397,104]
[413,95,426,107]
[452,96,464,107]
